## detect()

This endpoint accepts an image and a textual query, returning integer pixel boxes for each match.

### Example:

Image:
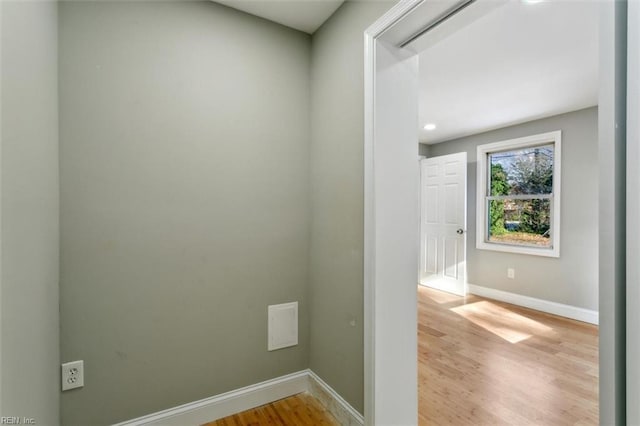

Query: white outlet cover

[62,360,84,391]
[268,302,298,351]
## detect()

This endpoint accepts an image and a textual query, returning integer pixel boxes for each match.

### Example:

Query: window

[476,131,561,257]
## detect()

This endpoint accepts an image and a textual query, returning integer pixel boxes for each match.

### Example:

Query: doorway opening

[364,0,626,424]
[416,2,599,422]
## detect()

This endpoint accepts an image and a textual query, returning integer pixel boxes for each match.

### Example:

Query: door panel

[425,235,438,274]
[443,237,458,279]
[444,183,459,224]
[420,152,467,295]
[425,185,439,223]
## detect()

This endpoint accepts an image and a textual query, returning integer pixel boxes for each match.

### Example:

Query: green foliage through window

[487,145,554,246]
[489,164,509,236]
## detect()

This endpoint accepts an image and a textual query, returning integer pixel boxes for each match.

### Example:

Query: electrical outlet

[507,268,515,279]
[61,360,84,391]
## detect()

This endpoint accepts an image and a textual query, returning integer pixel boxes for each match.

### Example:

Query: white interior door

[420,152,467,296]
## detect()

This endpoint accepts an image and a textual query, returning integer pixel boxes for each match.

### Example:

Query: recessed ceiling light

[423,123,436,131]
[523,0,545,4]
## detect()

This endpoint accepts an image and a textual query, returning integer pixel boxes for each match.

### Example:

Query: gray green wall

[0,0,60,423]
[59,2,310,424]
[421,107,598,311]
[309,0,394,414]
[626,2,640,423]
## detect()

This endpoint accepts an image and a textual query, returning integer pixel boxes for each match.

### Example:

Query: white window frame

[476,131,562,258]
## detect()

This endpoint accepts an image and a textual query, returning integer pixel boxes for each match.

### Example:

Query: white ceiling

[418,0,599,144]
[214,0,344,34]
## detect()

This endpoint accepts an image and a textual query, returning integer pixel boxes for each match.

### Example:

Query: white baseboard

[468,284,599,325]
[307,370,364,426]
[112,371,309,426]
[112,369,363,426]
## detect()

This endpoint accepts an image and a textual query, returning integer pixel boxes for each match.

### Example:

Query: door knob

[456,228,464,235]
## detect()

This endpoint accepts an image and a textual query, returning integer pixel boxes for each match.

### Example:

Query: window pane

[488,199,551,247]
[489,144,554,196]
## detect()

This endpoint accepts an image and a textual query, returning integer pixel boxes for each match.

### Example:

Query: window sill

[476,241,560,258]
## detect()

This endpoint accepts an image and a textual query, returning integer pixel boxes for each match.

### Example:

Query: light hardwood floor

[419,285,598,425]
[202,393,339,426]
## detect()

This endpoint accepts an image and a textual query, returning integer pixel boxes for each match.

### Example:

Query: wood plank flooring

[419,285,599,425]
[202,393,339,426]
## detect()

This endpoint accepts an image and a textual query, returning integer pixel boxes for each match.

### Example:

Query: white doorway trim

[364,0,627,424]
[364,2,423,424]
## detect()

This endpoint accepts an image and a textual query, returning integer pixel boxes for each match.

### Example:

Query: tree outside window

[488,145,554,246]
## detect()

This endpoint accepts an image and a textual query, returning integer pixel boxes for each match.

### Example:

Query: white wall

[0,1,60,423]
[423,107,598,312]
[598,2,627,423]
[369,38,420,426]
